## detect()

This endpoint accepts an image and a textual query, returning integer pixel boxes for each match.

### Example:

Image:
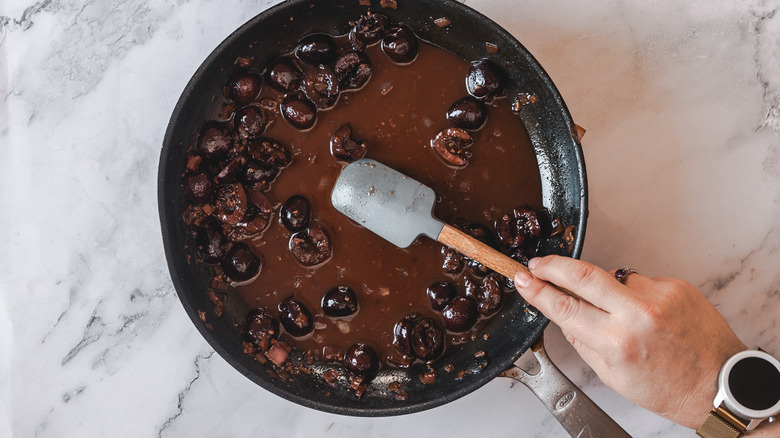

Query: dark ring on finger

[614,267,639,284]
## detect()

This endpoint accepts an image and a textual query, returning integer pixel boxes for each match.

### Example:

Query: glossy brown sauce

[236,40,541,366]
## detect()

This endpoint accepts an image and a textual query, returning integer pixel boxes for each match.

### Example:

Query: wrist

[678,366,722,429]
[673,343,746,429]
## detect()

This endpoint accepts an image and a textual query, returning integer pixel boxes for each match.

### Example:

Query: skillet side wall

[158,0,587,416]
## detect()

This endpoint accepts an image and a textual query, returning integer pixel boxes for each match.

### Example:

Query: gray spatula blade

[331,158,445,248]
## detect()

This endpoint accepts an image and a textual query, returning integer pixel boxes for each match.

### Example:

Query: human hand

[513,255,747,429]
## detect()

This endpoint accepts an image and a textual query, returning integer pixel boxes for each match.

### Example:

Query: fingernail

[514,272,532,288]
[528,257,540,270]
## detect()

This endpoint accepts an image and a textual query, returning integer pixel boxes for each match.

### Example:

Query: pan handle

[502,334,633,438]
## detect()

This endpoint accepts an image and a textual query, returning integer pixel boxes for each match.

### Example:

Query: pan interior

[158,0,586,416]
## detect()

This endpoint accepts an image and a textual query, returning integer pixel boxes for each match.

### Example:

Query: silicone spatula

[330,158,530,280]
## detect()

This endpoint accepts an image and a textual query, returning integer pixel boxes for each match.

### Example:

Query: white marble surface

[2,0,779,436]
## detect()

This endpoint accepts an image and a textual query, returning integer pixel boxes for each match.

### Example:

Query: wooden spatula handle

[438,224,530,280]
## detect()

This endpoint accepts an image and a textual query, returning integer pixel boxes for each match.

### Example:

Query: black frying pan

[159,0,624,435]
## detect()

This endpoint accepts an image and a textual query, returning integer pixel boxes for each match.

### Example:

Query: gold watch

[696,349,780,437]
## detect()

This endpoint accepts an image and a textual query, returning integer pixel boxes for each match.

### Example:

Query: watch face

[728,356,780,411]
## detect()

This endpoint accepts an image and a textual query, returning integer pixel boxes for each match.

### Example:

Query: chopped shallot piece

[573,124,586,142]
[434,17,451,28]
[266,344,289,367]
[380,0,397,8]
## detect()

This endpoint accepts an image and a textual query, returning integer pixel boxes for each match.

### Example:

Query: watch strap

[696,405,749,438]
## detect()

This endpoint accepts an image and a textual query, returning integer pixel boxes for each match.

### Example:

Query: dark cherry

[240,159,278,191]
[333,51,372,90]
[220,242,261,282]
[195,219,227,263]
[409,317,445,360]
[456,220,495,246]
[280,93,317,130]
[321,286,358,317]
[280,195,311,232]
[231,200,272,240]
[509,247,531,265]
[235,104,269,140]
[344,343,379,376]
[393,314,419,356]
[196,121,233,160]
[242,307,279,345]
[502,247,531,291]
[264,57,302,92]
[466,258,492,278]
[539,209,556,241]
[381,25,418,64]
[463,278,479,298]
[466,58,505,99]
[431,128,473,167]
[277,297,314,337]
[214,156,244,184]
[466,273,504,315]
[392,314,444,360]
[350,13,389,47]
[446,96,488,130]
[441,247,464,273]
[301,65,340,109]
[330,123,367,162]
[426,281,456,311]
[295,33,338,65]
[495,205,542,248]
[182,171,213,205]
[224,69,262,106]
[289,225,332,266]
[442,296,478,332]
[247,137,292,169]
[459,221,498,277]
[213,183,247,225]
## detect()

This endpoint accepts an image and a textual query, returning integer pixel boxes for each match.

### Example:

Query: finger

[528,255,638,313]
[514,271,608,348]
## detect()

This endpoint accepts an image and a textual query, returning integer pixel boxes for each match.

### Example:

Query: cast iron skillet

[159,0,614,432]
